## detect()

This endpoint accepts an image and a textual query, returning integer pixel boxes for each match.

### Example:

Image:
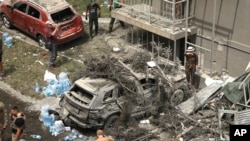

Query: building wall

[194,0,250,76]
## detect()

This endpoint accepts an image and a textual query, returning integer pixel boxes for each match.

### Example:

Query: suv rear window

[51,7,75,23]
[69,84,93,105]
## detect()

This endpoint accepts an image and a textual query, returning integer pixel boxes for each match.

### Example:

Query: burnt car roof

[74,77,117,94]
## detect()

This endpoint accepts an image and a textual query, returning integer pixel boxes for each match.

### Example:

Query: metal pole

[174,40,176,61]
[152,34,154,57]
[185,0,189,49]
[149,0,151,23]
[184,0,189,65]
[211,0,217,76]
[132,25,134,44]
[172,0,176,33]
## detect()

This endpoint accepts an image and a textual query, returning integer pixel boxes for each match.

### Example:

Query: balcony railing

[113,0,193,32]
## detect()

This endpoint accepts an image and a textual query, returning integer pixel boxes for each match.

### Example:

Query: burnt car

[0,0,84,46]
[59,75,161,129]
[59,72,192,130]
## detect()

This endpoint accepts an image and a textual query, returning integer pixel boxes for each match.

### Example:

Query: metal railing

[114,0,193,32]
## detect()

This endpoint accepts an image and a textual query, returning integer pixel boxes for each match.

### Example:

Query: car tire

[37,35,46,47]
[63,117,72,126]
[170,89,184,106]
[103,115,119,131]
[1,14,12,29]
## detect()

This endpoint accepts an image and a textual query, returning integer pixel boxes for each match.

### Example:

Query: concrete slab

[176,82,223,115]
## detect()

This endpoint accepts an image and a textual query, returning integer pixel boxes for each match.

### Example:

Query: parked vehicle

[0,0,84,46]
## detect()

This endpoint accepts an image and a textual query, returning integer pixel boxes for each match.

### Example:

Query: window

[14,3,27,13]
[51,7,74,23]
[28,6,40,19]
[103,90,113,102]
[117,87,125,97]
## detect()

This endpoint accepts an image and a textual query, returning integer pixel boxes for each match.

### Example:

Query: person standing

[45,21,60,70]
[0,36,3,80]
[184,46,198,86]
[86,0,101,39]
[108,0,125,33]
[96,130,114,141]
[0,102,7,141]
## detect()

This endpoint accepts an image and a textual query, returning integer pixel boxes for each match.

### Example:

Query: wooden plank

[176,83,223,115]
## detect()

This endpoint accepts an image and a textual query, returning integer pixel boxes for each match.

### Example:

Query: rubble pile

[70,52,190,140]
[68,51,249,140]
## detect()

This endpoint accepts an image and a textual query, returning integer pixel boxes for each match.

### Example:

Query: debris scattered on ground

[42,70,71,97]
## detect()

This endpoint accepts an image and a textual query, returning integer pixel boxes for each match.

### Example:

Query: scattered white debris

[112,46,121,52]
[36,60,44,65]
[44,70,57,82]
[33,53,39,56]
[146,61,156,68]
[140,119,150,124]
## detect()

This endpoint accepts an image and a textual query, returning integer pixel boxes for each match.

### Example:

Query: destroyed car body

[59,75,161,129]
[59,73,192,130]
[0,0,84,46]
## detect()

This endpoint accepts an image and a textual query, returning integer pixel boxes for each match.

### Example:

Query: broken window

[14,2,27,13]
[28,6,40,19]
[69,84,93,105]
[117,87,125,97]
[103,90,113,102]
[50,7,74,23]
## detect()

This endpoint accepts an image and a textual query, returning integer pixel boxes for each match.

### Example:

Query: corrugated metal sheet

[234,109,250,125]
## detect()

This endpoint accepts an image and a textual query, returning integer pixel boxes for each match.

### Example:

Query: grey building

[111,0,250,77]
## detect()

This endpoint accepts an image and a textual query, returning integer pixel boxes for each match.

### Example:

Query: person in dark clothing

[108,0,125,33]
[86,0,101,39]
[11,117,25,141]
[9,106,25,141]
[45,21,60,70]
[184,46,198,86]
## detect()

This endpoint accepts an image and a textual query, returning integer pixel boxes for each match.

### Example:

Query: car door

[115,86,127,109]
[140,78,158,107]
[11,2,27,30]
[26,5,41,36]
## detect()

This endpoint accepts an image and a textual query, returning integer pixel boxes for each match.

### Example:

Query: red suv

[0,0,84,46]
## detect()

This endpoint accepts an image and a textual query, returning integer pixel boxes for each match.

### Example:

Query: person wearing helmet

[0,102,7,141]
[86,0,101,39]
[184,46,198,86]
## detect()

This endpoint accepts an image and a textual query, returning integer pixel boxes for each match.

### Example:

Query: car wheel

[2,14,12,28]
[63,117,72,126]
[103,115,119,131]
[37,35,46,47]
[170,89,184,106]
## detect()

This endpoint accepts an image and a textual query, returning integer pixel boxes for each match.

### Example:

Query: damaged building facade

[111,0,250,77]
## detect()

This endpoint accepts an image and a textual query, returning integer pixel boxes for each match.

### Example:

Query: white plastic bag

[44,70,57,82]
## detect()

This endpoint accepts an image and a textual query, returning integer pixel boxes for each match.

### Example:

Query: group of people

[0,102,25,141]
[0,101,113,141]
[85,0,125,39]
